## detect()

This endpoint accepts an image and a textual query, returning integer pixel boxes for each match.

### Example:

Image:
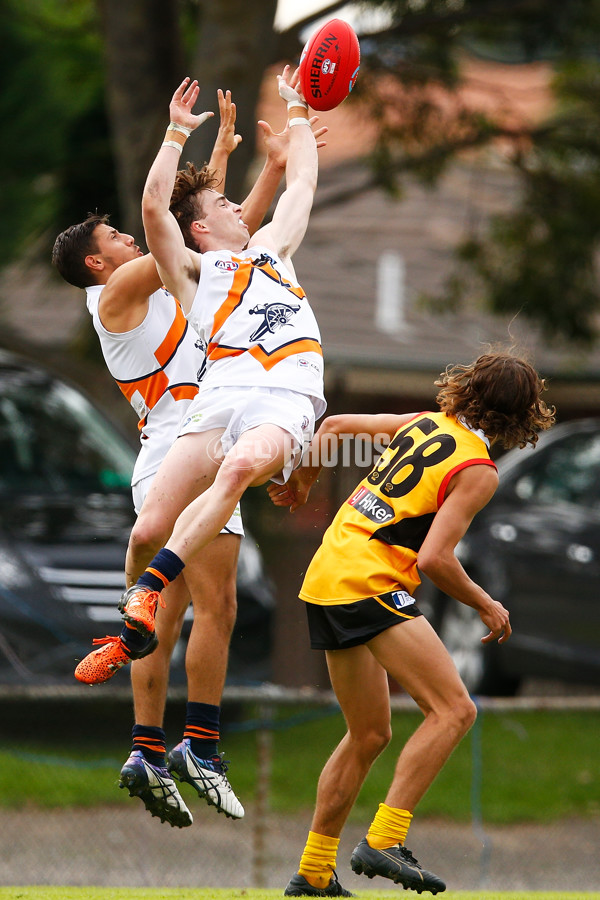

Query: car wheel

[436,594,521,696]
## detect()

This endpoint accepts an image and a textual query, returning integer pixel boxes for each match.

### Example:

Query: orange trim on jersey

[206,338,322,371]
[209,259,252,342]
[169,384,199,401]
[437,458,497,507]
[117,370,170,412]
[208,254,307,346]
[206,344,246,361]
[145,567,169,588]
[254,257,306,301]
[154,303,188,368]
[249,338,322,371]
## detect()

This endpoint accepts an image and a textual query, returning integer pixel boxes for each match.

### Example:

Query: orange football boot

[74,633,158,684]
[118,585,166,637]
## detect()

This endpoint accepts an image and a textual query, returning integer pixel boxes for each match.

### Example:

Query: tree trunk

[188,0,280,202]
[97,0,183,241]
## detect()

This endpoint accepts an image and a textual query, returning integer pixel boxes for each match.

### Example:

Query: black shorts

[305,589,423,651]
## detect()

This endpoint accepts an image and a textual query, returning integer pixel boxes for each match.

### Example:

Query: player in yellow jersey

[269,350,554,897]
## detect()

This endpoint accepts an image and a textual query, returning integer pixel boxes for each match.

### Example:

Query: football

[298,18,360,112]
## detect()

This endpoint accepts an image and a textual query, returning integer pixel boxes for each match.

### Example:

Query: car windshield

[0,367,134,495]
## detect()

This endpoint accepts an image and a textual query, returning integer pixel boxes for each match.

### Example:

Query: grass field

[1,706,598,823]
[0,889,599,900]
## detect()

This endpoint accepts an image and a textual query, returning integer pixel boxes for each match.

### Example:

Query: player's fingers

[498,620,512,643]
[256,120,275,138]
[173,77,191,100]
[182,80,199,102]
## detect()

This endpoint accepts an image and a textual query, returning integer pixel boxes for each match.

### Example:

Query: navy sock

[138,547,185,592]
[184,701,220,759]
[119,622,153,654]
[132,724,166,767]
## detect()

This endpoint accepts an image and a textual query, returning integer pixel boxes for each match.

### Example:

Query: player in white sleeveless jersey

[52,91,326,827]
[116,70,327,661]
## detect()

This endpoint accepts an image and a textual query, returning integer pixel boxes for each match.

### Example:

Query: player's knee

[218,458,255,496]
[447,694,477,737]
[353,722,391,761]
[130,511,169,557]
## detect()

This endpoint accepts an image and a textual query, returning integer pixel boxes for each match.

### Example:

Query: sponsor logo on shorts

[215,259,239,272]
[391,590,416,610]
[347,486,394,524]
[301,416,309,430]
[182,412,204,428]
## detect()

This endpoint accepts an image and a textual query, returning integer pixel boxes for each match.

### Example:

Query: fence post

[470,697,492,887]
[252,703,273,887]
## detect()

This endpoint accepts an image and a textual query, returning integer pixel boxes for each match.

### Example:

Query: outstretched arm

[250,66,318,263]
[242,116,328,236]
[208,89,242,192]
[267,413,416,511]
[142,78,213,312]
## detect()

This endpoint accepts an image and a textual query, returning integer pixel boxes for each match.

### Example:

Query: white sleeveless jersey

[187,246,326,418]
[86,284,204,484]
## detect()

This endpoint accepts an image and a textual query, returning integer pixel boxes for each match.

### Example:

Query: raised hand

[277,65,306,107]
[257,116,328,169]
[169,78,214,133]
[214,89,242,157]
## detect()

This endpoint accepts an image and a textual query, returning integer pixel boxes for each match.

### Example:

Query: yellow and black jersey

[300,411,496,605]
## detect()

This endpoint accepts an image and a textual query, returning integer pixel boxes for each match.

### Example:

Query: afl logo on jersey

[215,259,239,272]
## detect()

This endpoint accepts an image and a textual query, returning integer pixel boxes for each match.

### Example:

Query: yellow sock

[298,831,340,889]
[366,802,413,849]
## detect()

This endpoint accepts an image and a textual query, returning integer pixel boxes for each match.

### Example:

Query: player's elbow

[417,550,447,582]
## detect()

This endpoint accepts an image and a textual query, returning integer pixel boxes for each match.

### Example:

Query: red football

[298,18,360,112]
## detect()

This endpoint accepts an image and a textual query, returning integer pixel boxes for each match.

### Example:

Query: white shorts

[179,386,316,484]
[132,472,244,536]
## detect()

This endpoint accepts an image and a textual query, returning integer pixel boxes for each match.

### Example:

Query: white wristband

[168,122,192,137]
[288,117,311,127]
[162,140,184,152]
[287,99,308,111]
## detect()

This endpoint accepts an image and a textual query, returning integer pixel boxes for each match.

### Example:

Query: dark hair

[170,162,219,250]
[51,214,109,288]
[435,350,556,449]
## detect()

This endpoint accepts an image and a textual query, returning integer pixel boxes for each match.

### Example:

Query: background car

[418,418,600,695]
[0,349,274,685]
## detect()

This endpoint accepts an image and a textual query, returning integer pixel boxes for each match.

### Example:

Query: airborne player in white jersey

[107,68,326,672]
[52,90,327,829]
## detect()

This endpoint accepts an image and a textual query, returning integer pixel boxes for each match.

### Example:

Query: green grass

[0,890,598,900]
[1,706,598,823]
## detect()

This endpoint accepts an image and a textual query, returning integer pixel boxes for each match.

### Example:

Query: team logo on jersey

[215,259,239,272]
[348,486,395,524]
[390,590,416,610]
[248,302,301,341]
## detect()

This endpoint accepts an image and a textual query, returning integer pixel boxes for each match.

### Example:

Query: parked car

[418,418,600,695]
[0,349,274,685]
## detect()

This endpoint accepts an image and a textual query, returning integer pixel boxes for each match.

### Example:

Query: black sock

[137,547,185,593]
[132,724,166,767]
[119,623,153,655]
[183,701,220,759]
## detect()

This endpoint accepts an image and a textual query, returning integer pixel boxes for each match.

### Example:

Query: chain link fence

[1,685,599,892]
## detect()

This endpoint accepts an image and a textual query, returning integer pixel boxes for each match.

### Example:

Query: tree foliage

[4,0,600,341]
[354,0,600,342]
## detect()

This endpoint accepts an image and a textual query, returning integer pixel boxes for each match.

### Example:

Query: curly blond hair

[435,350,555,449]
[169,162,219,250]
